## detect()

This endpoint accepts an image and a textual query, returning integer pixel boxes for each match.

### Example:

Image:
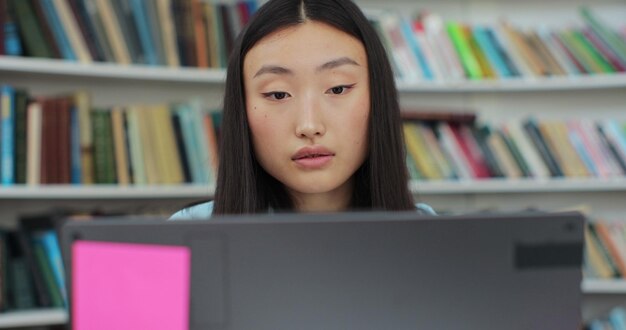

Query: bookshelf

[1,0,625,327]
[0,309,66,329]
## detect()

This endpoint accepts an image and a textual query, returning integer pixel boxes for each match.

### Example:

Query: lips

[291,146,335,169]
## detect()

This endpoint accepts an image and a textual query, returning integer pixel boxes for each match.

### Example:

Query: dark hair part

[214,0,414,214]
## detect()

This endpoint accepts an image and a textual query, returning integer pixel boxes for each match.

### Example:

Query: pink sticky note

[72,241,191,330]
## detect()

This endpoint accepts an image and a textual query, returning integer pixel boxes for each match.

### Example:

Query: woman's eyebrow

[254,65,293,78]
[316,57,360,72]
[253,57,361,78]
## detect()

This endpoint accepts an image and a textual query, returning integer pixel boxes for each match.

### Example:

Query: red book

[57,97,72,184]
[448,123,491,178]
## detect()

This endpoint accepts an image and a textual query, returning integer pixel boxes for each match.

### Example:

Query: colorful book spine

[39,0,77,60]
[1,86,15,185]
[447,22,483,79]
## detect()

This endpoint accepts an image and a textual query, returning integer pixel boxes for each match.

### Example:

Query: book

[10,0,55,58]
[6,232,37,309]
[156,0,180,67]
[130,0,158,65]
[111,107,130,185]
[447,22,482,79]
[1,85,15,185]
[39,0,77,60]
[95,0,132,64]
[75,91,94,184]
[523,119,563,177]
[125,107,147,185]
[13,89,28,184]
[52,0,92,62]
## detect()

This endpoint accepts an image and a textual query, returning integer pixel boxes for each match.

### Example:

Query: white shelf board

[411,177,626,194]
[0,55,225,83]
[3,56,626,91]
[397,74,626,92]
[1,178,625,199]
[0,185,214,199]
[0,308,67,328]
[582,279,626,294]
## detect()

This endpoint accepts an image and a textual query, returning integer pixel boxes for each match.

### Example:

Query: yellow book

[403,123,442,180]
[553,121,590,177]
[137,107,159,184]
[110,107,130,185]
[538,121,575,177]
[154,105,184,184]
[74,91,94,184]
[203,3,219,68]
[487,132,521,178]
[157,0,180,67]
[585,225,616,279]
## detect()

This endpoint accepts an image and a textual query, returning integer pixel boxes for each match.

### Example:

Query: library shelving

[1,0,626,327]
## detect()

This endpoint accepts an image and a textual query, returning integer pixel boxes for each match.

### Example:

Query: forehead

[243,21,367,72]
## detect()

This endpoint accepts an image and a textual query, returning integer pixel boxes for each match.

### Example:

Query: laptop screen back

[62,211,584,330]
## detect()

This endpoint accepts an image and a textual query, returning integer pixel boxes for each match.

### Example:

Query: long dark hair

[214,0,414,214]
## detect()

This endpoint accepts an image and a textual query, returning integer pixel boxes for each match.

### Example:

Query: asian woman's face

[243,21,370,203]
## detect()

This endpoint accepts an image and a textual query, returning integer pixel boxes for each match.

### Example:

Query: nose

[294,94,326,139]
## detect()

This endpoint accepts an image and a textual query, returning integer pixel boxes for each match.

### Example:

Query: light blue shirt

[170,201,436,220]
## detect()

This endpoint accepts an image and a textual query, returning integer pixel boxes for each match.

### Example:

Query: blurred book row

[366,7,626,83]
[0,85,220,186]
[403,112,626,181]
[0,213,68,311]
[586,306,626,330]
[0,0,258,68]
[585,220,626,280]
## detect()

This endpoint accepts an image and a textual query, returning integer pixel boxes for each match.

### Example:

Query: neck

[288,179,354,213]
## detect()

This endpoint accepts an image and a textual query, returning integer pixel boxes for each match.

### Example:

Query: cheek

[247,107,284,153]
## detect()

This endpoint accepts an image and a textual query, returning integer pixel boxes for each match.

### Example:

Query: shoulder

[169,201,435,220]
[415,202,436,215]
[169,201,214,220]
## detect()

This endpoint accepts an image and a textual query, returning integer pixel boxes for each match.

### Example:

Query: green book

[92,110,108,184]
[571,30,615,73]
[558,31,598,74]
[10,0,54,58]
[13,90,28,184]
[446,22,483,79]
[9,257,37,309]
[580,7,626,64]
[101,110,117,184]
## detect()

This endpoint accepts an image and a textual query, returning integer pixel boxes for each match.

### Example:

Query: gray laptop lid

[61,211,584,330]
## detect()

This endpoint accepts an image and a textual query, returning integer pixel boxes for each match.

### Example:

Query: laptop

[61,211,584,330]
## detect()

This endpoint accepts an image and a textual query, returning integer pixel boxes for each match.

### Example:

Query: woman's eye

[262,92,290,100]
[326,84,355,95]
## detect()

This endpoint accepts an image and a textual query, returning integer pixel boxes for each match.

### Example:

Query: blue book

[610,307,626,330]
[485,28,520,77]
[473,26,512,78]
[70,107,82,184]
[4,21,22,55]
[605,120,626,159]
[34,230,67,306]
[1,85,15,185]
[130,0,158,65]
[39,0,76,60]
[568,129,598,176]
[176,105,203,184]
[399,17,433,80]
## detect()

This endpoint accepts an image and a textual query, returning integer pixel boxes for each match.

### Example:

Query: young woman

[171,0,434,219]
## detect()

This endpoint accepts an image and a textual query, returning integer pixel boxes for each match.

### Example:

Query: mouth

[292,146,335,169]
